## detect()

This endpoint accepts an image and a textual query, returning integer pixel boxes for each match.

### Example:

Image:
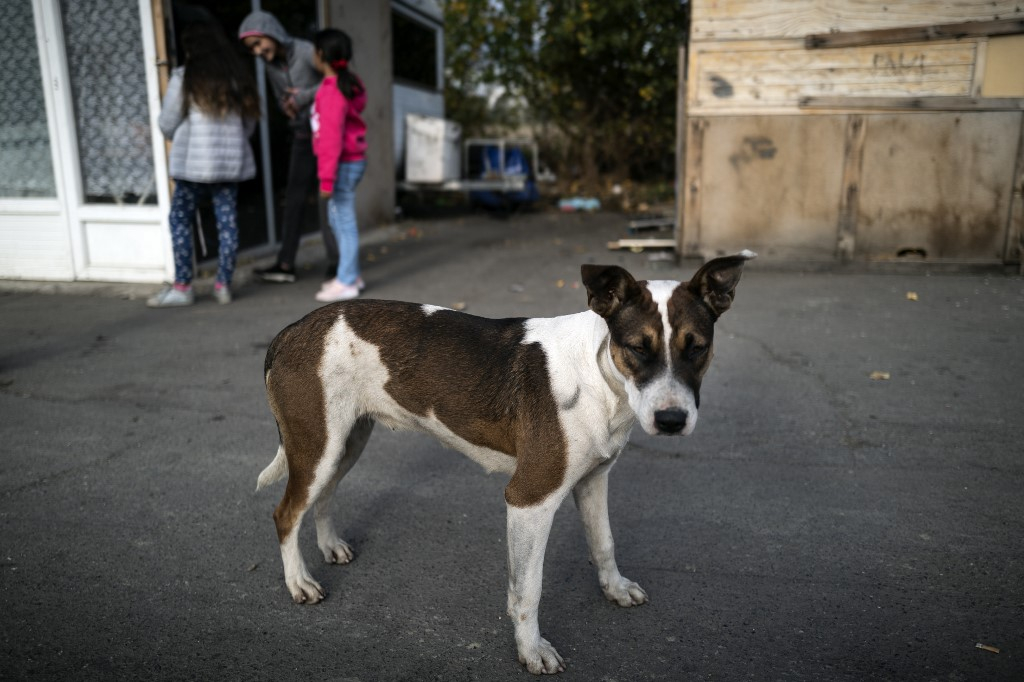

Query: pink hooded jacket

[310,76,367,193]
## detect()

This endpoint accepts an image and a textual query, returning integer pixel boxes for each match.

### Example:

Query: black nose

[654,409,688,434]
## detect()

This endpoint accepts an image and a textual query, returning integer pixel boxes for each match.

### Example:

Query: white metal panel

[0,210,75,280]
[83,219,167,269]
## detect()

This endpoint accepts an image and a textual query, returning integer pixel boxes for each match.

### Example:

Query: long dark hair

[180,23,260,119]
[314,28,363,100]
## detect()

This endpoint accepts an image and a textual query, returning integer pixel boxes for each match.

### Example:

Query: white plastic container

[404,114,461,183]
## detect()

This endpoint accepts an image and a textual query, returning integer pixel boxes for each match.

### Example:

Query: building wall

[325,0,396,229]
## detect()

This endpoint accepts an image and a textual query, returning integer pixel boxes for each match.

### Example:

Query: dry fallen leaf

[975,643,1000,654]
[906,292,918,301]
[869,371,891,381]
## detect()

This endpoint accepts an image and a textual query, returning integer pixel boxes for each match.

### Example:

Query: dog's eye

[627,344,649,360]
[688,342,708,358]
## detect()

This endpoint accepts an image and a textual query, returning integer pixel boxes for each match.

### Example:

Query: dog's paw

[518,637,565,675]
[320,538,355,565]
[602,576,649,607]
[287,575,326,604]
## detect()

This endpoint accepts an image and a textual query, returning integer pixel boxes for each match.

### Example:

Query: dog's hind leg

[314,416,375,565]
[275,476,325,603]
[572,463,648,607]
[273,411,357,605]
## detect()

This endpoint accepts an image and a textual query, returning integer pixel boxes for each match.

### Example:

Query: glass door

[159,0,322,255]
[0,2,57,200]
[58,0,158,206]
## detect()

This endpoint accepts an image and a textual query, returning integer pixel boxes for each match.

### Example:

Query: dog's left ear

[687,250,756,318]
[581,264,641,318]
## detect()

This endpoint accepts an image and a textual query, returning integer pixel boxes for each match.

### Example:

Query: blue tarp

[469,145,539,208]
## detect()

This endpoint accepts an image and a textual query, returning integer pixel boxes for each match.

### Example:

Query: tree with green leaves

[443,0,689,192]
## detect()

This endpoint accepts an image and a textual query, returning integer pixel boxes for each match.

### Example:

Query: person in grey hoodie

[148,22,259,308]
[239,10,339,283]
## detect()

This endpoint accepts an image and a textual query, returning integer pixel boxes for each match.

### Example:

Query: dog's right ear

[581,264,641,318]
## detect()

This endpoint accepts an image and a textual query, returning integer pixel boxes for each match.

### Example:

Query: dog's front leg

[506,501,565,675]
[573,464,648,607]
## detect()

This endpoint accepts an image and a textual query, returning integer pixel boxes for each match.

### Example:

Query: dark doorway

[163,1,321,255]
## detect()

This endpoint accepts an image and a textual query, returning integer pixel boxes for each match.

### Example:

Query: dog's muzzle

[653,408,689,435]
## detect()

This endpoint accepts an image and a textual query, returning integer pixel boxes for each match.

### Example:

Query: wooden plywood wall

[680,1,1024,264]
[681,115,848,258]
[687,1,1024,116]
[856,112,1022,260]
[688,40,978,116]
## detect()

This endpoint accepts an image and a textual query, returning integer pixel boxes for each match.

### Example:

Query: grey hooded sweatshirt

[238,10,321,131]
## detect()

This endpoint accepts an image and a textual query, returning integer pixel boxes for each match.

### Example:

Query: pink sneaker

[315,279,360,302]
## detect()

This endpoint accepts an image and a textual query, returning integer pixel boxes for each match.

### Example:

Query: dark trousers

[276,130,339,269]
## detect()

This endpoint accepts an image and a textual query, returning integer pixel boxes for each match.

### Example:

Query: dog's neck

[591,313,637,436]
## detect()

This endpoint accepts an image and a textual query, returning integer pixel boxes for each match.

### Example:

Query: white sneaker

[213,284,232,305]
[147,284,194,308]
[315,279,360,302]
[320,276,365,292]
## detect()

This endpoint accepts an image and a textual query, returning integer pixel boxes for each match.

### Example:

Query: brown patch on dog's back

[340,300,567,507]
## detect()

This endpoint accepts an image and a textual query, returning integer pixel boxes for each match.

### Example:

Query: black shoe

[256,264,297,283]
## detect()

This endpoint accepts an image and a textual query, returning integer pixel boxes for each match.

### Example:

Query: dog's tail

[256,445,288,491]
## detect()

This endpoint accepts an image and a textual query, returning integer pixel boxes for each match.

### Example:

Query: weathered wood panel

[855,112,1022,260]
[800,96,1024,111]
[688,39,978,115]
[982,34,1024,96]
[692,0,1024,41]
[805,18,1024,49]
[1009,114,1024,267]
[836,115,866,260]
[681,115,847,259]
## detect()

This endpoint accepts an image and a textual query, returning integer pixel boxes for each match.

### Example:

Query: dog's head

[582,252,754,436]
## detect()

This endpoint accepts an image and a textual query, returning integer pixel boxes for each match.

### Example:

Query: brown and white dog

[258,253,754,674]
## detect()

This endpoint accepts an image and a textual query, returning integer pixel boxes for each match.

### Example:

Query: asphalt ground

[1,209,1022,681]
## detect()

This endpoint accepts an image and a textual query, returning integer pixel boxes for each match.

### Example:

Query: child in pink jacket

[310,28,368,303]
